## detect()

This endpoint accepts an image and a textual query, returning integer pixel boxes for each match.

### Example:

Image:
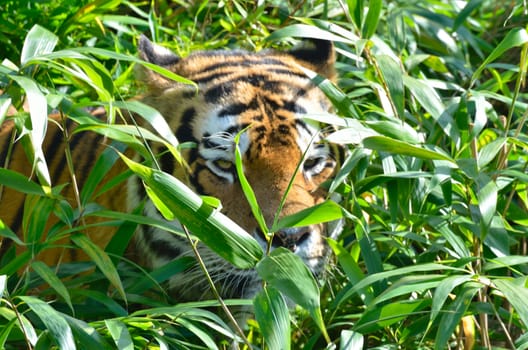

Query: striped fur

[0,36,339,301]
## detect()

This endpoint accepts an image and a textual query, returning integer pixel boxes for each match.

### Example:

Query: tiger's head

[134,36,340,299]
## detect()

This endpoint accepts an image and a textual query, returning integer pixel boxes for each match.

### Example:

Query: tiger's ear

[137,34,180,88]
[289,39,336,81]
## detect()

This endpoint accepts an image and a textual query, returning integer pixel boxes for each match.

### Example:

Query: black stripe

[175,107,197,144]
[189,164,207,194]
[76,133,105,189]
[295,119,314,137]
[159,147,175,175]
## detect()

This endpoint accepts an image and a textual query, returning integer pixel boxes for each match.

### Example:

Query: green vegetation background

[0,1,527,349]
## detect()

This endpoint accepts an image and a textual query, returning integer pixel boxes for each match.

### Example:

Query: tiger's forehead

[178,51,328,158]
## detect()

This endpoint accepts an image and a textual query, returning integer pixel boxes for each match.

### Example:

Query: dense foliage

[0,0,527,349]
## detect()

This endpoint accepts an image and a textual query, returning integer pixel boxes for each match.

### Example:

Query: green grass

[1,0,527,349]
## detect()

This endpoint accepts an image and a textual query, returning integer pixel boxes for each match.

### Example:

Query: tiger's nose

[272,227,311,251]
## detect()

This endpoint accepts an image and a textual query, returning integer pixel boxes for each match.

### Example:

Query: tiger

[0,35,340,304]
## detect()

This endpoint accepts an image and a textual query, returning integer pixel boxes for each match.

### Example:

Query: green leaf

[471,27,528,85]
[0,306,38,346]
[362,136,455,162]
[9,75,51,186]
[362,0,382,39]
[20,25,58,65]
[340,330,364,350]
[105,319,134,350]
[355,299,427,333]
[18,296,75,350]
[272,200,343,232]
[71,233,126,302]
[120,154,263,269]
[254,286,291,350]
[434,283,480,350]
[339,263,463,307]
[0,275,5,299]
[0,97,11,125]
[376,55,404,118]
[256,248,329,342]
[453,0,483,30]
[266,23,355,44]
[493,278,528,329]
[234,128,268,235]
[430,275,473,324]
[31,261,73,313]
[477,175,498,235]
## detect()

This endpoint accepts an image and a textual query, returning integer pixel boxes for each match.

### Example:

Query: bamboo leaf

[71,233,126,302]
[362,0,382,39]
[493,278,528,329]
[18,296,75,350]
[256,248,329,342]
[254,286,291,350]
[120,154,263,268]
[31,261,74,313]
[105,319,134,350]
[472,28,528,85]
[434,283,480,350]
[20,25,58,65]
[362,136,455,163]
[272,200,343,232]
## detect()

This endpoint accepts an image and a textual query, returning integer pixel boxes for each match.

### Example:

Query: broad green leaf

[20,25,58,65]
[339,263,463,306]
[355,299,427,333]
[72,289,127,317]
[403,76,460,143]
[430,275,473,324]
[71,233,126,301]
[340,330,364,350]
[254,286,291,350]
[63,314,112,350]
[0,220,24,246]
[366,120,420,143]
[23,194,55,245]
[0,275,5,299]
[485,256,528,271]
[31,261,73,313]
[234,129,268,235]
[471,27,528,85]
[256,248,329,342]
[266,24,355,44]
[434,283,480,350]
[120,154,263,268]
[0,306,38,346]
[362,136,455,162]
[105,319,134,350]
[477,175,498,235]
[0,168,45,196]
[80,142,127,206]
[362,0,382,39]
[18,296,75,350]
[0,97,11,125]
[453,0,483,30]
[374,275,446,305]
[493,278,528,329]
[375,55,404,118]
[477,137,507,169]
[272,200,343,232]
[9,75,50,186]
[328,239,373,303]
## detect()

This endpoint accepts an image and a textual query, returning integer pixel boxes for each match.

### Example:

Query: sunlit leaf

[18,296,75,350]
[120,154,263,268]
[256,248,329,342]
[254,286,291,350]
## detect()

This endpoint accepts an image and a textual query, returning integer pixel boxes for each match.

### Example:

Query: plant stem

[182,224,252,349]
